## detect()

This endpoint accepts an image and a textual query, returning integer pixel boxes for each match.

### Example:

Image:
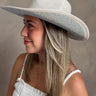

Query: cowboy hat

[0,0,90,40]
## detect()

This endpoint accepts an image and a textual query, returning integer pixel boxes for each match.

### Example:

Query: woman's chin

[26,49,37,54]
[25,48,33,53]
[26,50,34,54]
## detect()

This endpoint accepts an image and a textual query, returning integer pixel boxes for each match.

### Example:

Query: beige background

[0,0,96,96]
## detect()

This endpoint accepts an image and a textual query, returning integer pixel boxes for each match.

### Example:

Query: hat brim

[0,6,89,40]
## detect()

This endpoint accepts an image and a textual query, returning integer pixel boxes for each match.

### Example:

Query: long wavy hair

[24,19,71,96]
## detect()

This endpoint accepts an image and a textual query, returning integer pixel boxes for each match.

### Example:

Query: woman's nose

[20,26,28,37]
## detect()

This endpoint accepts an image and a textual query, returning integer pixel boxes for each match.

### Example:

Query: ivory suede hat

[0,0,90,40]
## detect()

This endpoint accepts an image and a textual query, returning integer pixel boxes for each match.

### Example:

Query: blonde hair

[24,19,71,96]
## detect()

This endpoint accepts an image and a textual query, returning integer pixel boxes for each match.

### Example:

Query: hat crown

[29,0,71,13]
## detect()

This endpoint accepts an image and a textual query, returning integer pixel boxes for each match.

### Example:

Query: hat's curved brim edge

[0,5,90,41]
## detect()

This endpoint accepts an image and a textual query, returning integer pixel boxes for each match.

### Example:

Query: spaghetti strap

[63,69,81,85]
[19,53,29,79]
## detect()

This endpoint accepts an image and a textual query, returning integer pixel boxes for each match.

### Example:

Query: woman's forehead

[23,15,44,27]
[24,15,41,22]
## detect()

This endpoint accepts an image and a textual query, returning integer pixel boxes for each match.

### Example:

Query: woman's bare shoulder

[63,71,88,96]
[16,53,27,62]
[17,53,27,62]
[7,53,27,96]
[15,53,27,72]
[62,62,88,96]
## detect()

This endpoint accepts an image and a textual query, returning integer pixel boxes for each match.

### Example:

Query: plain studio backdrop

[0,0,96,96]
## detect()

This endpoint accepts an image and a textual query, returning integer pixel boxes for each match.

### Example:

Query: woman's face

[21,15,45,54]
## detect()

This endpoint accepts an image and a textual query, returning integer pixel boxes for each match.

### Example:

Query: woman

[0,0,89,96]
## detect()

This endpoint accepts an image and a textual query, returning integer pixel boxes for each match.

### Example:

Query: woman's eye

[28,23,33,28]
[23,22,33,28]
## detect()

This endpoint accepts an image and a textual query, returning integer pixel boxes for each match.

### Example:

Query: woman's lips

[24,40,32,44]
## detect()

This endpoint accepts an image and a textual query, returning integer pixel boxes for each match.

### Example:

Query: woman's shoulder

[14,53,27,73]
[16,53,27,64]
[62,62,88,96]
[17,52,27,60]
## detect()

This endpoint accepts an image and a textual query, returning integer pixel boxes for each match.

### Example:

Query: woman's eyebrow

[23,19,36,24]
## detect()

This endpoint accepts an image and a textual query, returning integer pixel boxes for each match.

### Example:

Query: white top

[12,53,81,96]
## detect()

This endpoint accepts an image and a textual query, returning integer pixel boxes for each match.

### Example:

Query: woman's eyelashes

[28,23,33,28]
[23,22,33,29]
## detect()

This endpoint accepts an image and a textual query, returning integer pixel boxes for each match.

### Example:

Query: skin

[21,15,46,65]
